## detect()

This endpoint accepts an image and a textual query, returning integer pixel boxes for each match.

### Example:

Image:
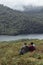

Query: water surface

[0,34,43,41]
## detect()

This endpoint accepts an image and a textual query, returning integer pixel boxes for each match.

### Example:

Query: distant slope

[23,5,43,14]
[0,5,43,35]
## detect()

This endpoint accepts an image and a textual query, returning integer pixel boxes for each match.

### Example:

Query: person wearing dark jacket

[19,43,29,55]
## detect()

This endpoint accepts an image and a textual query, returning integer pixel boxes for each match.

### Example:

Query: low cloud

[0,0,43,10]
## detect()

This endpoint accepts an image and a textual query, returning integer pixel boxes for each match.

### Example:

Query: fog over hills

[23,5,43,13]
[11,4,43,13]
[10,4,43,12]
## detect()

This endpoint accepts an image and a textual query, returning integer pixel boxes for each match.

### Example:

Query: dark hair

[31,42,33,45]
[24,43,27,45]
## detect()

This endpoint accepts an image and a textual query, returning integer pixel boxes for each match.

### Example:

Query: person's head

[24,43,27,45]
[31,42,33,45]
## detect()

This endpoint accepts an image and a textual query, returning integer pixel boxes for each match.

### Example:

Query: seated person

[19,43,29,55]
[29,42,36,52]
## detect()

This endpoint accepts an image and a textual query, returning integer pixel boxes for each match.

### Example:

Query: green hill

[0,5,43,35]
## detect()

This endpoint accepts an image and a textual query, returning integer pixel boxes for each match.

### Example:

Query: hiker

[29,42,36,52]
[19,43,29,55]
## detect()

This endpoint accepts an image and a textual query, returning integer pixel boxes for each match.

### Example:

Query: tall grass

[0,39,43,65]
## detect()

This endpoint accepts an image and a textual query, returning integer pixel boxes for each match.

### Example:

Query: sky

[0,0,43,10]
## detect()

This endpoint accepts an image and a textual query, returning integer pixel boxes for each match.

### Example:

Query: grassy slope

[0,39,43,65]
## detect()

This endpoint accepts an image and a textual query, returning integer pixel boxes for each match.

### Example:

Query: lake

[0,34,43,41]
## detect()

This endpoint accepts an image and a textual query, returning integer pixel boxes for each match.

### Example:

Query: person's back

[19,43,29,55]
[29,45,35,52]
[29,42,36,52]
[24,45,29,52]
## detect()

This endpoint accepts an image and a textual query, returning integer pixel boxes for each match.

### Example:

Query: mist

[0,0,43,11]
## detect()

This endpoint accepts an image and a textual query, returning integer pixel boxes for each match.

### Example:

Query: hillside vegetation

[0,5,43,35]
[0,39,43,65]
